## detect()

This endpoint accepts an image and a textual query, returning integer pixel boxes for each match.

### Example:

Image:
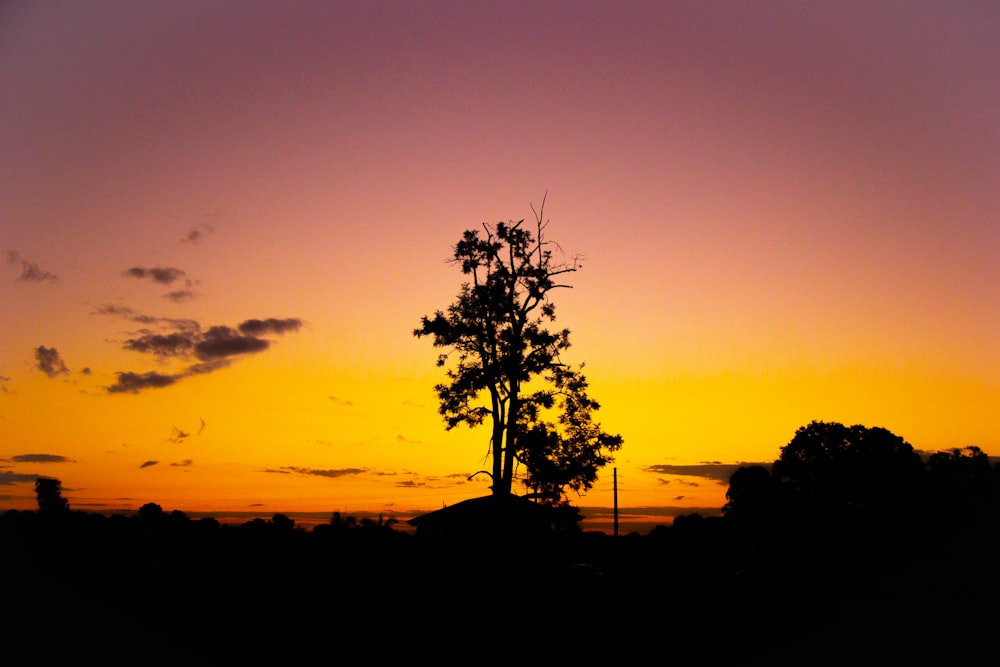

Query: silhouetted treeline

[4,422,1000,662]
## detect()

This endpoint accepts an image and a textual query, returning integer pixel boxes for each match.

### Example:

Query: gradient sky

[2,1,998,529]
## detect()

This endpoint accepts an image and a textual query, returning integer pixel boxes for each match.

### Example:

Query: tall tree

[414,198,622,500]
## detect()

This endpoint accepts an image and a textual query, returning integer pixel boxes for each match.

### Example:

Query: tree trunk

[497,392,519,496]
[491,415,505,495]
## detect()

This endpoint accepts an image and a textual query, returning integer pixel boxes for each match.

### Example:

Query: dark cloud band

[238,318,303,336]
[123,266,187,285]
[107,371,180,394]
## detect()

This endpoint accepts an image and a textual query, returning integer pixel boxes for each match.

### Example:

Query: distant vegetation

[3,420,998,661]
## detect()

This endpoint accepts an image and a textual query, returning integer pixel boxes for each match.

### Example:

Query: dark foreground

[3,509,998,664]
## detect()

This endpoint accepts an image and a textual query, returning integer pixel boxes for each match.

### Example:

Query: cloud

[107,371,180,394]
[123,332,196,357]
[93,304,201,332]
[8,250,59,283]
[169,427,190,443]
[122,267,199,301]
[140,460,158,468]
[270,467,366,479]
[19,261,60,283]
[195,326,269,360]
[12,454,72,463]
[98,306,303,393]
[238,318,303,336]
[394,473,470,489]
[328,396,355,407]
[123,266,188,285]
[164,289,197,303]
[644,462,770,484]
[180,222,214,244]
[170,459,193,467]
[656,478,702,488]
[34,346,70,378]
[185,358,232,375]
[0,470,40,485]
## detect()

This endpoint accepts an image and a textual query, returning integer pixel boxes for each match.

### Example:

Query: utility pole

[613,467,618,537]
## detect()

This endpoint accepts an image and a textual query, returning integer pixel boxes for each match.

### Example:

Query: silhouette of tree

[34,476,69,515]
[270,513,296,531]
[723,465,778,520]
[414,196,622,498]
[925,445,994,515]
[138,502,164,520]
[327,511,358,531]
[516,366,622,504]
[771,421,926,514]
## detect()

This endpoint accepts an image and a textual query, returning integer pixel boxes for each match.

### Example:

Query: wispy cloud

[34,346,70,378]
[180,223,214,244]
[164,289,197,303]
[328,395,355,407]
[123,266,199,301]
[11,453,73,463]
[93,304,200,332]
[7,250,59,283]
[267,467,366,479]
[0,470,40,485]
[393,472,471,489]
[169,426,190,443]
[644,462,770,484]
[140,460,158,468]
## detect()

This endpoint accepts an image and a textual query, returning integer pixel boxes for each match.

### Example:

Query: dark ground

[2,511,998,664]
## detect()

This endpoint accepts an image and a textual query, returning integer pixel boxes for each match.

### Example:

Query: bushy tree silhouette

[770,421,926,514]
[414,196,622,500]
[34,476,69,515]
[723,464,778,521]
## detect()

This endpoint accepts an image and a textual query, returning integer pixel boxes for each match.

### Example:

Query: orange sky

[2,1,998,531]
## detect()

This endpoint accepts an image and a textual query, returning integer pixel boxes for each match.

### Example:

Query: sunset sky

[2,1,997,531]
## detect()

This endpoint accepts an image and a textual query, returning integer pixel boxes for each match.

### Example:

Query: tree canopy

[414,198,622,502]
[770,420,926,514]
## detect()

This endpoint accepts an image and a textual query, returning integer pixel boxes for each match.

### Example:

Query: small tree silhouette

[35,476,69,515]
